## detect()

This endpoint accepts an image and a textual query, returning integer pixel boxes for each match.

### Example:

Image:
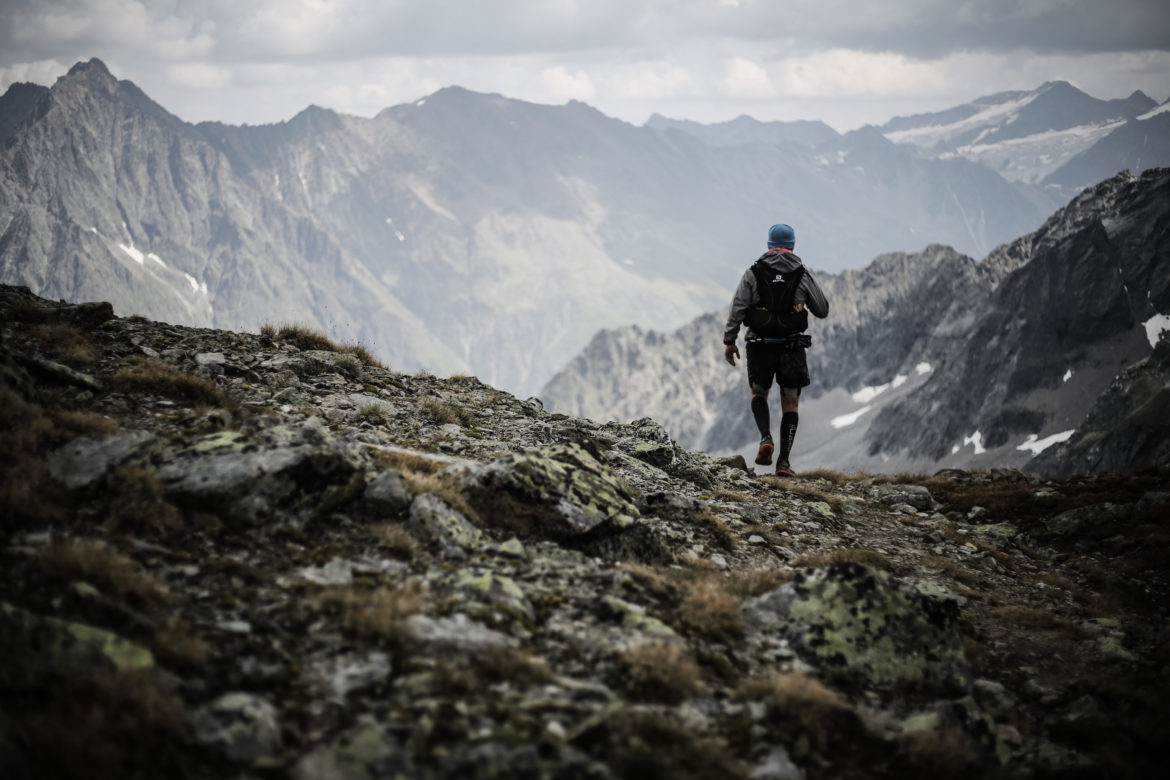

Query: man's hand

[724,342,740,366]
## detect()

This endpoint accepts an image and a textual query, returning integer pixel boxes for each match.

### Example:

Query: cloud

[721,57,774,98]
[0,59,70,93]
[1,0,1168,131]
[164,62,231,89]
[539,66,597,102]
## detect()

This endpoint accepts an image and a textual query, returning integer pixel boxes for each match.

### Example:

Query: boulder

[743,563,971,695]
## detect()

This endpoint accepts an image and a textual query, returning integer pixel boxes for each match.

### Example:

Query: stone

[404,613,516,656]
[292,717,415,780]
[742,563,971,695]
[48,430,156,490]
[301,558,355,586]
[408,493,483,558]
[751,746,805,780]
[1,602,154,679]
[305,652,392,700]
[461,443,640,539]
[636,490,708,522]
[190,692,282,763]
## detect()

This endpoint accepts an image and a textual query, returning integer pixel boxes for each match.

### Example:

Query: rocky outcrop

[1,285,1167,779]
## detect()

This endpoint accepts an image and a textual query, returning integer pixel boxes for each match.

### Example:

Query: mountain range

[7,60,1165,399]
[541,168,1170,477]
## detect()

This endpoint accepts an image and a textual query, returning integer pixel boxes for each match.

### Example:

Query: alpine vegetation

[2,284,1168,778]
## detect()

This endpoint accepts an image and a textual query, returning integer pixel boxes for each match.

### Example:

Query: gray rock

[48,430,156,490]
[751,746,805,780]
[304,652,392,700]
[408,494,483,558]
[404,613,516,655]
[190,692,282,763]
[636,490,708,522]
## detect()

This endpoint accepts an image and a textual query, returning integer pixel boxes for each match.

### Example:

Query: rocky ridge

[2,285,1168,779]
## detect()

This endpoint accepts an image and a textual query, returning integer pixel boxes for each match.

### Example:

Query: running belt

[747,334,812,348]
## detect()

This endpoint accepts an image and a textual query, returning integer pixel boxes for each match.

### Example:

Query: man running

[722,223,830,476]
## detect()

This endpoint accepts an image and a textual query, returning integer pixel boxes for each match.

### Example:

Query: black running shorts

[746,341,810,392]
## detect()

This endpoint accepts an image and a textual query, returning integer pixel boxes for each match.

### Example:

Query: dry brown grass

[573,708,746,780]
[32,323,100,367]
[357,403,389,425]
[49,409,119,439]
[318,581,427,641]
[401,472,479,522]
[110,358,238,411]
[40,538,168,604]
[735,672,857,755]
[152,619,212,670]
[681,577,744,642]
[419,397,475,428]
[725,567,791,599]
[989,605,1087,637]
[371,522,418,559]
[619,641,702,703]
[921,554,980,586]
[104,466,180,535]
[697,509,737,551]
[261,323,385,367]
[896,728,987,780]
[792,548,895,572]
[798,468,867,486]
[370,448,446,475]
[759,476,846,514]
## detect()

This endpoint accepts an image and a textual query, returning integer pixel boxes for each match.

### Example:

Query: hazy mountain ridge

[542,168,1170,477]
[1,58,1075,397]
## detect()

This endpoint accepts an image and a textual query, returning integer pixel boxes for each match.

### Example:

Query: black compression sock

[780,412,799,460]
[751,397,770,439]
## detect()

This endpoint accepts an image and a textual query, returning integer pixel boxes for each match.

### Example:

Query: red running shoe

[755,436,774,466]
[774,459,794,477]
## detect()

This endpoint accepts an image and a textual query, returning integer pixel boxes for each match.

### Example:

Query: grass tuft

[318,581,427,642]
[32,323,100,367]
[619,641,702,703]
[104,466,180,535]
[419,397,476,428]
[792,548,896,572]
[40,538,168,604]
[681,577,744,642]
[111,358,238,411]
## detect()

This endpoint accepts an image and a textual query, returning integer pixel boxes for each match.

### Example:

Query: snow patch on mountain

[1138,102,1170,121]
[1144,313,1170,347]
[885,94,1038,148]
[1016,430,1076,456]
[832,405,873,429]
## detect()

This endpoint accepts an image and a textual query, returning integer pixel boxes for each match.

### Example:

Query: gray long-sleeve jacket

[723,249,829,344]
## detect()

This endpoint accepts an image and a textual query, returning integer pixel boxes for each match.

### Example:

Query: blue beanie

[767,223,795,250]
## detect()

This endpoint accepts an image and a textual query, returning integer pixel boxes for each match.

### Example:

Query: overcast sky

[2,0,1168,131]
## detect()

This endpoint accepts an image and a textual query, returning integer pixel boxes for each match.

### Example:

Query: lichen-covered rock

[461,443,640,539]
[156,419,363,523]
[742,564,971,695]
[189,692,282,763]
[0,602,154,679]
[408,493,483,558]
[292,717,415,780]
